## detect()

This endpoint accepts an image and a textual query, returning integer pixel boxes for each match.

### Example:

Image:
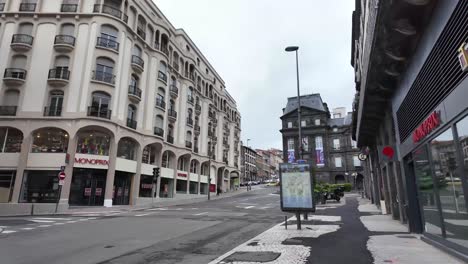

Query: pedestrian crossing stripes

[0,217,98,236]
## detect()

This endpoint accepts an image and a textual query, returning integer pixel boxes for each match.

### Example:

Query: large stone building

[350,0,468,259]
[0,0,241,213]
[241,145,257,183]
[255,148,282,181]
[280,94,363,186]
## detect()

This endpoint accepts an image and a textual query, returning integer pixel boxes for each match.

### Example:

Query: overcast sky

[155,0,355,150]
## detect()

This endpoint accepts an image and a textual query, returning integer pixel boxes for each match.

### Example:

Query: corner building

[0,0,242,212]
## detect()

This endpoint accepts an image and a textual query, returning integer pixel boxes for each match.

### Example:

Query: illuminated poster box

[279,163,315,212]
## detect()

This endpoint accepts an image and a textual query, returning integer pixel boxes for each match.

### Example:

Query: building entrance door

[70,168,107,206]
[113,172,131,205]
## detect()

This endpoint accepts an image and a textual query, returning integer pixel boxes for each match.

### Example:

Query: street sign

[58,171,66,181]
[358,153,367,161]
[60,166,66,172]
[279,163,315,212]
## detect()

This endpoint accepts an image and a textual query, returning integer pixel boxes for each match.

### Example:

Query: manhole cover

[221,251,281,262]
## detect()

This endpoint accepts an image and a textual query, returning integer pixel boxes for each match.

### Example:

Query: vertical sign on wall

[315,136,325,167]
[302,137,309,152]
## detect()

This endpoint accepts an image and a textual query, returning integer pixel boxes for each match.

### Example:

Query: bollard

[285,215,288,230]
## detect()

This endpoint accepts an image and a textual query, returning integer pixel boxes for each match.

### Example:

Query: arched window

[142,145,156,165]
[169,99,175,111]
[168,124,174,137]
[46,90,64,116]
[130,74,138,88]
[90,91,111,117]
[137,15,146,39]
[95,57,114,83]
[60,23,75,36]
[159,61,167,74]
[117,137,137,160]
[194,136,198,149]
[18,22,33,35]
[155,115,164,128]
[187,108,193,120]
[0,127,23,153]
[155,30,160,48]
[32,128,69,153]
[171,76,177,87]
[133,45,142,57]
[3,90,20,108]
[76,130,110,155]
[11,55,27,69]
[99,24,119,50]
[162,151,171,168]
[127,104,137,121]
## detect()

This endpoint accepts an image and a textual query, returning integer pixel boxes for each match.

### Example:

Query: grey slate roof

[328,112,353,127]
[283,94,325,116]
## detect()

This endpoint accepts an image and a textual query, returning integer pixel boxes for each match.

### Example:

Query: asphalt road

[0,186,286,264]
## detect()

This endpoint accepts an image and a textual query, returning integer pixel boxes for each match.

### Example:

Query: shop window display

[139,175,153,197]
[0,127,23,153]
[117,138,137,160]
[20,171,60,203]
[142,145,156,164]
[31,128,68,153]
[76,131,110,155]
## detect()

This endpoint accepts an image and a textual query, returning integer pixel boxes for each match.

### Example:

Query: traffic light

[153,167,160,183]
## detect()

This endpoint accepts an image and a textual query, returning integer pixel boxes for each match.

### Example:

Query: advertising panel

[279,163,315,212]
[288,149,295,163]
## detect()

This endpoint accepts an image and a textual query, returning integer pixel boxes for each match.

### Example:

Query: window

[46,90,64,116]
[301,120,306,127]
[333,139,340,149]
[162,151,170,168]
[335,157,342,167]
[76,130,110,155]
[315,119,320,125]
[20,171,59,203]
[90,91,110,115]
[31,128,68,153]
[117,138,137,160]
[127,104,136,120]
[333,127,338,132]
[353,156,361,167]
[0,128,23,153]
[99,25,119,50]
[95,57,115,83]
[142,145,156,164]
[287,138,294,150]
[351,139,357,148]
[302,136,309,152]
[287,122,292,128]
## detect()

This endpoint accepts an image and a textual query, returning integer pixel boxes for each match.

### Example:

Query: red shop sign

[141,184,153,189]
[209,184,216,192]
[95,188,102,196]
[412,111,441,143]
[177,173,187,177]
[84,188,92,196]
[74,158,109,166]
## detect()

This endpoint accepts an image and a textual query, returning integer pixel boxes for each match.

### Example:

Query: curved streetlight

[285,45,302,160]
[285,46,299,52]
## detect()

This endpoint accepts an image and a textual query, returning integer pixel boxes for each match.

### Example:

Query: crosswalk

[0,216,99,235]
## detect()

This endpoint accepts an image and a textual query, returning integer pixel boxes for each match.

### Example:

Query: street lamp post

[286,45,307,225]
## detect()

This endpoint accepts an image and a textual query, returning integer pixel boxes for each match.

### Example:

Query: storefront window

[414,146,442,236]
[0,127,23,153]
[189,181,198,194]
[200,183,208,194]
[139,175,153,198]
[117,138,137,160]
[31,128,68,153]
[159,178,173,198]
[142,145,156,164]
[76,131,110,155]
[0,171,15,203]
[20,171,60,203]
[176,179,187,194]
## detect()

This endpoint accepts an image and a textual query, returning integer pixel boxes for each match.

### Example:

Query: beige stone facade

[0,0,241,211]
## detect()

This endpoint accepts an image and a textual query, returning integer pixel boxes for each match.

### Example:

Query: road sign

[58,171,66,181]
[59,179,65,186]
[358,153,367,161]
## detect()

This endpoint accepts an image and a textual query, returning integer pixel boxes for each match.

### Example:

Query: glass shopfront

[76,130,110,156]
[413,115,468,251]
[113,172,132,205]
[69,168,107,206]
[200,183,208,195]
[20,170,60,203]
[139,174,153,198]
[159,178,174,198]
[0,127,23,153]
[31,128,68,153]
[0,171,15,203]
[176,179,187,194]
[189,181,198,194]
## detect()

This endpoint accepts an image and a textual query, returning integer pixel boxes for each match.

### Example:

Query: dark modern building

[280,94,363,186]
[351,0,468,260]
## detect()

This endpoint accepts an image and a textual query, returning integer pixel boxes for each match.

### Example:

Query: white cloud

[154,0,355,150]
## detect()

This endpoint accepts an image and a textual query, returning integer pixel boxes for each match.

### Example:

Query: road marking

[135,213,155,217]
[53,223,65,225]
[0,226,7,228]
[31,219,55,223]
[260,206,272,209]
[193,212,208,216]
[2,230,17,234]
[244,206,255,209]
[33,217,72,221]
[66,221,78,224]
[106,212,122,216]
[147,208,168,211]
[21,227,35,230]
[37,225,52,228]
[77,218,89,221]
[87,217,97,220]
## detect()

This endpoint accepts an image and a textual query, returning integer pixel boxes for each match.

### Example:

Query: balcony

[131,55,144,73]
[168,109,177,122]
[61,4,77,12]
[43,106,62,117]
[195,104,201,115]
[128,85,142,102]
[137,27,146,40]
[54,35,75,52]
[186,118,194,127]
[173,62,179,72]
[87,106,111,119]
[187,95,194,105]
[48,68,70,86]
[167,135,174,144]
[155,98,166,110]
[194,125,201,135]
[96,37,119,52]
[92,70,115,85]
[154,127,164,137]
[11,34,33,52]
[0,106,17,116]
[161,46,169,57]
[126,118,137,129]
[3,68,27,86]
[158,71,167,83]
[19,3,36,12]
[170,85,178,98]
[94,4,126,22]
[185,141,192,149]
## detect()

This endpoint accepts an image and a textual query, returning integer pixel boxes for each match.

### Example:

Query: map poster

[279,163,315,212]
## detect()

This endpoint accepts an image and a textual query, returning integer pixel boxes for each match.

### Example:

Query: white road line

[193,212,208,216]
[77,219,89,221]
[0,226,7,228]
[53,223,65,225]
[244,206,255,209]
[260,206,272,209]
[37,225,52,228]
[87,217,97,220]
[66,221,78,224]
[106,212,122,216]
[2,230,17,234]
[33,217,72,221]
[135,213,155,217]
[147,208,168,211]
[30,219,55,223]
[21,227,35,230]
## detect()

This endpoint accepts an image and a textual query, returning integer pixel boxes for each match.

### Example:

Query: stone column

[104,138,117,207]
[11,134,32,203]
[59,135,78,205]
[131,146,142,205]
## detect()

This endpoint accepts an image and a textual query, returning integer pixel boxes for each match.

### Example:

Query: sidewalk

[209,193,464,264]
